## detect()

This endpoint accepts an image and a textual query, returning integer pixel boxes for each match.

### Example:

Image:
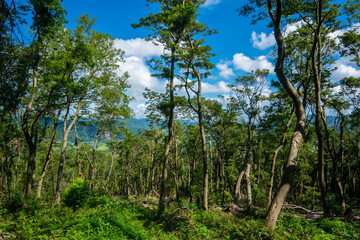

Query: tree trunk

[107,152,115,184]
[268,109,294,207]
[245,163,252,206]
[312,4,329,214]
[54,99,82,205]
[209,139,214,193]
[158,49,176,217]
[265,0,306,228]
[196,86,208,210]
[36,111,60,199]
[336,114,346,214]
[22,67,38,200]
[24,148,36,200]
[54,131,69,204]
[89,131,100,192]
[174,133,180,201]
[234,117,252,204]
[199,118,208,210]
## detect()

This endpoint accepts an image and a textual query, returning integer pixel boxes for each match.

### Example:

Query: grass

[1,196,359,239]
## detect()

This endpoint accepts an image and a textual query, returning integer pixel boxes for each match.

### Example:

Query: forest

[1,0,360,239]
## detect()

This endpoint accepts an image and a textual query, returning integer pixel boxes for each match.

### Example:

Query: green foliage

[63,178,91,209]
[1,197,360,239]
[3,192,23,213]
[316,218,360,239]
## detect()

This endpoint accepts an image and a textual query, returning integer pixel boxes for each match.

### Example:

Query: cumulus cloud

[250,21,305,50]
[114,39,168,118]
[115,38,164,58]
[203,81,231,93]
[118,56,164,100]
[233,53,274,73]
[251,32,276,50]
[284,21,305,36]
[203,0,221,7]
[331,63,360,82]
[328,23,360,45]
[114,37,242,117]
[217,62,235,79]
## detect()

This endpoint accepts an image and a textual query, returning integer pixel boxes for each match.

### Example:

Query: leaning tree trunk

[268,108,294,207]
[265,0,306,228]
[22,67,39,200]
[54,99,82,205]
[37,110,61,199]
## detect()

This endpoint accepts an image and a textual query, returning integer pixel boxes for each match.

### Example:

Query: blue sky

[62,0,360,118]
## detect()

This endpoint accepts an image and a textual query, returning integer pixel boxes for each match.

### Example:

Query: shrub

[63,178,90,209]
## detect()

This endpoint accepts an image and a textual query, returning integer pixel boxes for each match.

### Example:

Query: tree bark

[54,99,82,205]
[193,68,209,211]
[234,117,252,204]
[158,49,176,217]
[174,132,180,201]
[265,0,306,228]
[245,163,252,206]
[22,67,38,200]
[312,0,329,214]
[268,108,294,207]
[36,110,61,199]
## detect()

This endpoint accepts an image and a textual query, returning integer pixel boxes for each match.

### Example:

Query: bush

[63,178,90,209]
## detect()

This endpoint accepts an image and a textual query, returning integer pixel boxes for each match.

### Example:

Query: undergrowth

[0,196,359,239]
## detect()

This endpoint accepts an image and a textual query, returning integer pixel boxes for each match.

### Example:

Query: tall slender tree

[133,0,202,216]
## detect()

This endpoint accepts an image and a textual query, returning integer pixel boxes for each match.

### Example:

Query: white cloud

[113,38,171,118]
[233,53,274,73]
[249,21,304,51]
[217,62,235,79]
[114,38,164,58]
[119,56,165,101]
[251,32,276,50]
[130,103,147,119]
[284,21,305,36]
[203,81,231,93]
[328,23,360,45]
[331,63,360,82]
[203,0,221,7]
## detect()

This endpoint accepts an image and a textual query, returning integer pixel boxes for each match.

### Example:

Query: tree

[133,0,201,216]
[240,0,307,228]
[177,7,216,210]
[228,69,268,205]
[54,15,130,204]
[241,0,360,227]
[21,0,66,200]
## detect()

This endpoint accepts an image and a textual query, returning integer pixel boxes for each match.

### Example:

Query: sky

[61,0,360,118]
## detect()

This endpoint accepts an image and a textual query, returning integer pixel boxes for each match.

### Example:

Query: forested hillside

[1,0,360,239]
[55,118,149,144]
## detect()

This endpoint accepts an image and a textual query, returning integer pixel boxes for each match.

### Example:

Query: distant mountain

[126,118,149,133]
[55,118,150,144]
